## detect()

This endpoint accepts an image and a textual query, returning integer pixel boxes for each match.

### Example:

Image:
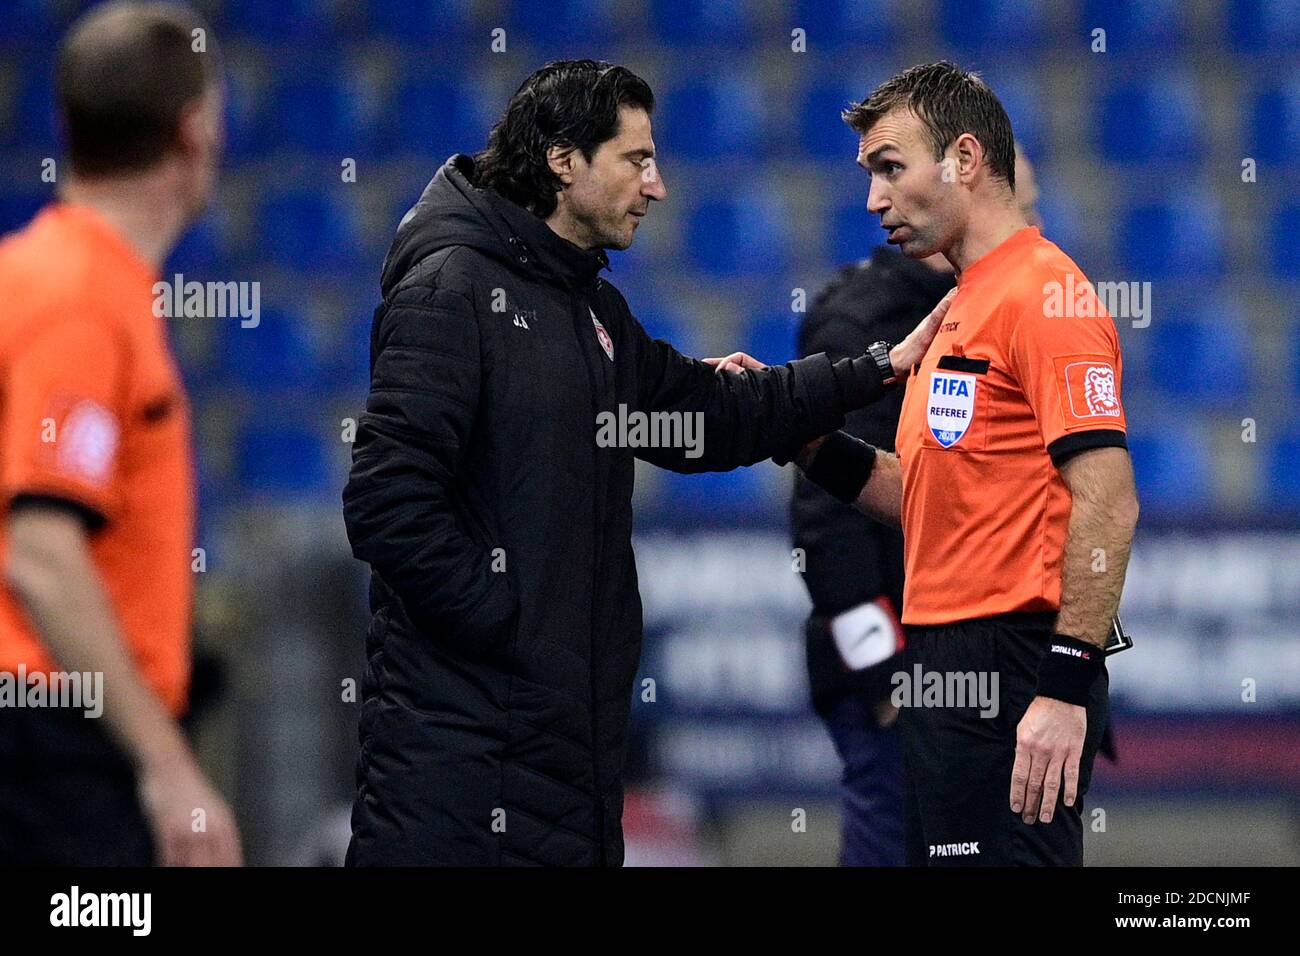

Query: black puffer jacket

[342,154,887,866]
[791,249,954,715]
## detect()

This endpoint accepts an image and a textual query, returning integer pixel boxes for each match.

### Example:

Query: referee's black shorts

[0,705,154,866]
[898,612,1109,866]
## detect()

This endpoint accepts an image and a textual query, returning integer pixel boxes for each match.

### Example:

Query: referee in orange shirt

[790,62,1139,865]
[0,1,239,865]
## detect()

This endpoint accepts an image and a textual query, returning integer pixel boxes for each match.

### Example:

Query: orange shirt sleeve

[1007,297,1127,457]
[1,318,128,522]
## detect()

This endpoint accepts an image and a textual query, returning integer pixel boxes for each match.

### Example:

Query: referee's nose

[867,176,890,216]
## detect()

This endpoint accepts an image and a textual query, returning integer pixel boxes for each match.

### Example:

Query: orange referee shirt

[896,226,1127,626]
[0,203,194,715]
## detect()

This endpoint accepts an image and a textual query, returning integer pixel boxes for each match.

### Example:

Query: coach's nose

[642,161,667,202]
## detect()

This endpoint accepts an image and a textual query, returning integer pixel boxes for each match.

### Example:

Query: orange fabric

[896,227,1127,626]
[0,203,194,715]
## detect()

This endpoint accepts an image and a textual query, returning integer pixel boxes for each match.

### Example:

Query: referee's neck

[947,205,1029,276]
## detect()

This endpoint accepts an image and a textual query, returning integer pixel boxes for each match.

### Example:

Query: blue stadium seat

[256,189,364,268]
[504,0,623,46]
[634,298,703,359]
[217,307,321,391]
[164,214,225,274]
[1118,197,1224,279]
[1251,78,1300,166]
[1265,437,1300,509]
[742,314,799,365]
[1226,0,1300,52]
[661,76,768,160]
[797,83,862,160]
[828,198,885,267]
[653,466,776,523]
[222,66,267,162]
[383,74,493,155]
[0,192,47,235]
[648,0,758,45]
[269,73,381,156]
[236,423,331,497]
[792,0,900,47]
[1269,205,1300,278]
[217,0,335,43]
[3,65,58,151]
[1081,0,1190,52]
[1125,426,1213,512]
[939,0,1048,52]
[685,195,790,276]
[1099,73,1202,163]
[1145,309,1250,404]
[979,67,1046,160]
[0,0,57,47]
[366,0,474,42]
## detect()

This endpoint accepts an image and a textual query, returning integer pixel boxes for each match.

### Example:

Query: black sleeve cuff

[10,493,107,532]
[830,352,888,409]
[1048,429,1128,467]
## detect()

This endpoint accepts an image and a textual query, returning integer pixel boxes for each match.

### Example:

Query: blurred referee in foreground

[791,149,1044,866]
[791,63,1139,866]
[0,1,240,865]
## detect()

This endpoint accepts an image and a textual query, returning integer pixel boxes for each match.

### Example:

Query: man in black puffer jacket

[342,60,946,866]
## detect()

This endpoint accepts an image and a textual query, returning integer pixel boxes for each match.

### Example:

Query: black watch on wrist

[867,340,898,387]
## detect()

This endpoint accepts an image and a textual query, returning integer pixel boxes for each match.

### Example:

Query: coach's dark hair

[473,60,655,217]
[843,61,1016,191]
[57,0,220,177]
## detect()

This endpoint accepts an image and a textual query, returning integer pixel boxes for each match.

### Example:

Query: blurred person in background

[0,1,240,866]
[342,59,950,866]
[790,148,1043,867]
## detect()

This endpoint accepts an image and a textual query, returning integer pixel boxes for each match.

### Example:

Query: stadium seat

[685,195,790,276]
[634,297,703,359]
[648,0,757,45]
[256,189,364,268]
[978,66,1047,160]
[382,74,493,156]
[1225,0,1300,53]
[1269,205,1300,278]
[504,0,623,46]
[653,466,777,523]
[1265,437,1300,509]
[236,422,332,497]
[0,0,57,47]
[366,0,474,42]
[1080,0,1189,52]
[216,0,336,43]
[269,72,381,156]
[1145,308,1250,404]
[939,0,1048,53]
[1125,426,1214,512]
[661,76,769,160]
[742,313,799,366]
[792,0,900,47]
[217,307,321,391]
[2,65,58,151]
[1117,197,1225,279]
[828,198,885,267]
[797,83,863,160]
[0,192,47,234]
[1099,73,1202,163]
[1250,78,1300,165]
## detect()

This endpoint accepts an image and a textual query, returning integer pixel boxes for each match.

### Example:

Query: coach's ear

[546,143,579,185]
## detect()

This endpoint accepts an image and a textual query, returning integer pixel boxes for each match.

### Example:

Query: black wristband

[804,431,878,504]
[1035,634,1104,707]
